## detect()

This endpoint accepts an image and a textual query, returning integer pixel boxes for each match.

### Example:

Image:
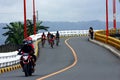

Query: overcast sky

[0,0,120,23]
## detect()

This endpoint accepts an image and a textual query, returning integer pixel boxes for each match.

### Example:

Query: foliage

[26,20,49,36]
[2,22,24,45]
[2,20,49,45]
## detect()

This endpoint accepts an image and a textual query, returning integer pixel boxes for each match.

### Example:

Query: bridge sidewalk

[89,39,120,58]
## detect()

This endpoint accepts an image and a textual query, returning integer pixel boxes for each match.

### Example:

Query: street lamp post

[106,0,109,43]
[23,0,27,38]
[33,0,36,35]
[113,0,116,29]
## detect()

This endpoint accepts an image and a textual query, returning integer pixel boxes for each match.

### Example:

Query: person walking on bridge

[89,27,94,39]
[55,31,60,46]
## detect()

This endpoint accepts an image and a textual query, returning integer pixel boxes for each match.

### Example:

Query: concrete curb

[0,64,21,74]
[89,39,120,58]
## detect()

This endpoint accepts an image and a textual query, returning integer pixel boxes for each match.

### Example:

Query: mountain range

[0,20,120,45]
[41,20,120,31]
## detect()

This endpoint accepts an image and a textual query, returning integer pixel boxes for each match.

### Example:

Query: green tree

[2,20,49,45]
[26,19,33,36]
[36,21,49,31]
[26,19,49,36]
[2,22,24,45]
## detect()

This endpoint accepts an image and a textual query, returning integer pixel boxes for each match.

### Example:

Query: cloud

[37,0,106,21]
[0,0,120,23]
[0,0,20,7]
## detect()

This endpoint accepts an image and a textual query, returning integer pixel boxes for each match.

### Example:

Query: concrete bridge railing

[0,30,90,68]
[0,51,21,68]
[30,30,90,41]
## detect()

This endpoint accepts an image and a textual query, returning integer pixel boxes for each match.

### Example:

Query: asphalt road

[0,37,120,80]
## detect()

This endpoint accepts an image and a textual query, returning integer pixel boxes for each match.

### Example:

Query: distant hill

[41,20,120,31]
[0,20,120,45]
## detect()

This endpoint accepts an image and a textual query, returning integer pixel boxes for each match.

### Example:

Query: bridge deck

[0,37,120,80]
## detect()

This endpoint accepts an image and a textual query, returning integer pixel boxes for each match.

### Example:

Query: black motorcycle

[21,53,33,77]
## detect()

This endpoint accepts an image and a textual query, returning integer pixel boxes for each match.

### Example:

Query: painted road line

[36,38,78,80]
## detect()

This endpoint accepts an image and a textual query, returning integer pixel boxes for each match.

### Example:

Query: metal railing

[94,29,120,50]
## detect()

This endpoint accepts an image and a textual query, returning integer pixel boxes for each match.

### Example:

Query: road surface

[0,37,120,80]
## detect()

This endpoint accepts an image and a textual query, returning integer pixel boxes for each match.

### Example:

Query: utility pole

[23,0,27,38]
[113,0,116,29]
[106,0,109,43]
[33,0,36,35]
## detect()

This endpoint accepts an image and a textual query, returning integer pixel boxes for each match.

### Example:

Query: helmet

[23,38,33,45]
[23,40,28,45]
[27,40,33,44]
[23,39,28,44]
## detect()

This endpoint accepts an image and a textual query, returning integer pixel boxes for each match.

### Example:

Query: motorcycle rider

[55,31,60,45]
[47,32,51,44]
[18,40,36,72]
[41,32,46,47]
[50,33,55,45]
[41,32,46,39]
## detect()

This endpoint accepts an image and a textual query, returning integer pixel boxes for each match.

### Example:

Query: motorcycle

[41,38,46,47]
[50,39,54,48]
[21,53,34,77]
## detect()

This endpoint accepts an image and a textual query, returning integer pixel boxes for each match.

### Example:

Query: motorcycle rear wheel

[24,64,29,77]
